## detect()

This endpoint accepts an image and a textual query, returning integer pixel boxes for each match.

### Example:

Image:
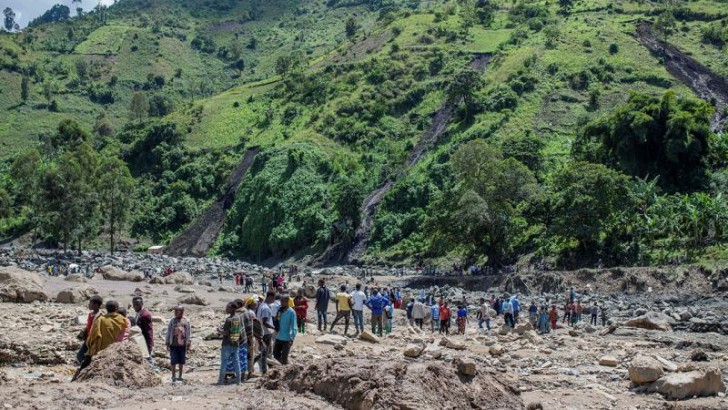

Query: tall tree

[3,7,17,32]
[129,91,148,122]
[98,153,134,254]
[20,76,30,103]
[558,0,574,15]
[447,67,483,119]
[345,17,358,41]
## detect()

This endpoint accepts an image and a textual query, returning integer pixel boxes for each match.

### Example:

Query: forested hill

[1,0,728,270]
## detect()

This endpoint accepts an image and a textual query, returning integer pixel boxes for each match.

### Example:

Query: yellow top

[336,292,351,311]
[86,312,127,357]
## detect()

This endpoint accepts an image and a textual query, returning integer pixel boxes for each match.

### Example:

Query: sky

[1,0,115,28]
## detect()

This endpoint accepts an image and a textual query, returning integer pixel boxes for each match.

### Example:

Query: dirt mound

[259,357,521,409]
[0,266,49,303]
[74,341,161,389]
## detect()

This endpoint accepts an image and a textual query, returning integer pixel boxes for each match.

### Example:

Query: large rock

[315,334,348,346]
[624,311,675,331]
[176,293,209,306]
[100,265,143,282]
[359,330,380,343]
[64,274,87,283]
[151,272,194,285]
[56,285,97,304]
[456,357,477,376]
[0,266,49,303]
[514,322,533,335]
[599,356,619,367]
[489,344,505,356]
[403,344,424,358]
[498,325,512,336]
[303,285,317,299]
[653,368,725,400]
[629,356,663,385]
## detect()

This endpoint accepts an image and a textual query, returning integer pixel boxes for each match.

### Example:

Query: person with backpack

[165,306,191,382]
[330,285,353,336]
[225,299,251,382]
[293,289,309,334]
[315,279,330,332]
[217,302,243,385]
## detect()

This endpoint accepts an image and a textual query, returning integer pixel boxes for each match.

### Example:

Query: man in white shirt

[351,283,367,335]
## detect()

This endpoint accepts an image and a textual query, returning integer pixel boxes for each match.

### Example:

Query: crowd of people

[70,276,612,386]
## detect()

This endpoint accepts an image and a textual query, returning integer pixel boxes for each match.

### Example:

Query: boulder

[690,349,708,362]
[514,322,533,335]
[100,265,143,282]
[629,356,663,385]
[599,356,619,367]
[624,311,675,331]
[174,285,195,293]
[498,325,512,336]
[0,266,49,303]
[176,293,209,306]
[403,344,423,358]
[358,330,380,344]
[303,285,317,299]
[582,324,597,334]
[653,368,725,400]
[654,355,678,372]
[456,357,477,376]
[56,285,97,304]
[163,271,193,285]
[446,340,466,350]
[64,274,87,283]
[315,334,348,346]
[489,344,505,356]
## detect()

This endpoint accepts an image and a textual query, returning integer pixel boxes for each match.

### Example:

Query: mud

[260,357,521,410]
[74,341,161,389]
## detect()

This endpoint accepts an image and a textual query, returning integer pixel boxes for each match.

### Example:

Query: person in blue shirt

[511,295,521,324]
[430,301,440,333]
[365,289,389,337]
[528,301,538,326]
[501,298,514,328]
[273,295,297,365]
[456,305,468,334]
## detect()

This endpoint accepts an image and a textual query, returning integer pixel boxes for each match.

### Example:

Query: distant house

[147,245,165,255]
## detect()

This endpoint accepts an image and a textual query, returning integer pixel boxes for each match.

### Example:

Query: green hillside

[1,0,728,271]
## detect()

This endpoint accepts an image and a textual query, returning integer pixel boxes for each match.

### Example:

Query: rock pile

[0,266,49,303]
[73,341,161,389]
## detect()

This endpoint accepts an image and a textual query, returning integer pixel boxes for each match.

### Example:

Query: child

[456,305,468,335]
[165,306,191,382]
[549,305,558,331]
[293,289,308,334]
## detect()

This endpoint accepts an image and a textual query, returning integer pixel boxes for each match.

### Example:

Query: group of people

[314,280,396,337]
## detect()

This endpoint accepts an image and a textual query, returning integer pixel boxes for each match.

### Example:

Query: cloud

[1,1,116,28]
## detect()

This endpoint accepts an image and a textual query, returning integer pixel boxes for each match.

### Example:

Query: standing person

[76,295,103,365]
[132,297,154,363]
[511,295,521,324]
[165,306,191,382]
[260,275,268,293]
[528,301,538,326]
[430,300,440,333]
[405,299,415,327]
[365,289,387,336]
[600,305,608,327]
[385,301,395,335]
[537,305,549,334]
[549,305,558,330]
[245,297,260,380]
[569,287,576,303]
[575,301,583,323]
[330,285,352,336]
[351,284,367,335]
[217,302,242,385]
[255,291,276,375]
[456,305,468,335]
[293,289,308,335]
[570,303,578,326]
[245,275,253,293]
[590,302,598,326]
[562,301,571,324]
[274,295,297,365]
[439,302,451,335]
[478,298,491,332]
[502,297,514,328]
[412,299,426,329]
[218,271,224,284]
[230,300,251,382]
[315,279,330,332]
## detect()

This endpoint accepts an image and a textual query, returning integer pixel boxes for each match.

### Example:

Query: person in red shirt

[439,301,451,335]
[293,289,309,334]
[76,295,103,365]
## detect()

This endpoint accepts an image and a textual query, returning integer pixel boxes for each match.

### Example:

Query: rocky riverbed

[0,250,727,409]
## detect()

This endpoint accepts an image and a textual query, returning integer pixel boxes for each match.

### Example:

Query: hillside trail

[325,53,491,265]
[636,22,728,133]
[165,147,259,257]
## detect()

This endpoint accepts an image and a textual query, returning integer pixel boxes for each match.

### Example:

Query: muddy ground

[0,269,727,409]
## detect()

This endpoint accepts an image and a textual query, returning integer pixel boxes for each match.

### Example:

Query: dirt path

[329,54,492,265]
[166,147,260,257]
[636,22,728,132]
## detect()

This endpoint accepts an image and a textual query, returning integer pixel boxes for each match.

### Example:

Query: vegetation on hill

[1,0,727,269]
